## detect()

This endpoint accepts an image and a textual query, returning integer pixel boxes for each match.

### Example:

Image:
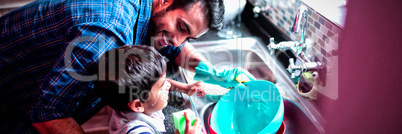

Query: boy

[96,45,204,134]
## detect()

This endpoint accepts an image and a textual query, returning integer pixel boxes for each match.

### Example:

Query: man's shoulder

[64,0,148,24]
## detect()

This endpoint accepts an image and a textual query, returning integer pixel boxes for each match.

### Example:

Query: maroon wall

[324,0,402,133]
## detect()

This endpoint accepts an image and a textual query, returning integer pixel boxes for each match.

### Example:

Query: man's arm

[174,43,204,72]
[173,42,256,89]
[29,25,122,133]
[32,117,84,134]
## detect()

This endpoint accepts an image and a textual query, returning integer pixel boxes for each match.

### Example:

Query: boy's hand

[185,81,206,97]
[177,112,201,134]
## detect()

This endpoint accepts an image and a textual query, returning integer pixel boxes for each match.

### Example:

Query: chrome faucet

[267,6,325,78]
[267,38,298,55]
[287,58,324,78]
[268,5,311,62]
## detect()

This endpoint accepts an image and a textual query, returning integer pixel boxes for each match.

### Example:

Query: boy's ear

[161,0,173,8]
[129,99,145,112]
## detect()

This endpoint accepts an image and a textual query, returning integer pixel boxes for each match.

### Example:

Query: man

[0,0,254,133]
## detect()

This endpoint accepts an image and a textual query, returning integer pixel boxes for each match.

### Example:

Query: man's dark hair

[95,45,167,112]
[167,0,225,31]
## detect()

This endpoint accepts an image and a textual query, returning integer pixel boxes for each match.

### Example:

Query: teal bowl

[210,80,284,134]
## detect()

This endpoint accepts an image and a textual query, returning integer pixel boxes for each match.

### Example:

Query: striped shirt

[0,0,152,133]
[109,110,166,134]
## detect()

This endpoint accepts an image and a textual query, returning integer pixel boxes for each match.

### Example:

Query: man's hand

[194,61,256,89]
[32,117,84,134]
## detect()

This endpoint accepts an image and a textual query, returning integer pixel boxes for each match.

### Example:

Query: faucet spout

[292,6,308,44]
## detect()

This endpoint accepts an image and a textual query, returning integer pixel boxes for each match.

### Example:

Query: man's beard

[145,10,167,47]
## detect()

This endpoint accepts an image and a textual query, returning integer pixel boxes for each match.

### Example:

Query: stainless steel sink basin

[190,48,276,83]
[178,37,325,134]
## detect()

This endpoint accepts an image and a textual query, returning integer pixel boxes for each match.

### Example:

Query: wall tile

[295,0,301,6]
[316,30,323,41]
[325,21,333,30]
[313,42,321,50]
[308,16,314,24]
[312,11,318,20]
[334,35,339,43]
[277,22,282,29]
[332,26,342,35]
[318,17,326,25]
[282,16,288,22]
[327,31,335,39]
[286,19,292,26]
[286,31,292,37]
[328,39,338,51]
[307,29,313,37]
[313,21,320,29]
[330,33,338,42]
[318,38,325,47]
[320,26,328,36]
[281,9,286,14]
[275,15,281,22]
[280,19,285,25]
[315,53,324,62]
[320,47,327,57]
[323,57,330,65]
[322,35,329,44]
[273,8,278,14]
[309,24,316,33]
[287,7,294,15]
[330,50,338,56]
[311,33,319,42]
[307,8,313,16]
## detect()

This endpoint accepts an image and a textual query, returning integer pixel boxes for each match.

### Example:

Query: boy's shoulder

[125,121,155,134]
[109,110,165,134]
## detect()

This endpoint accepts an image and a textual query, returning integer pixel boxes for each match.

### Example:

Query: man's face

[148,0,209,50]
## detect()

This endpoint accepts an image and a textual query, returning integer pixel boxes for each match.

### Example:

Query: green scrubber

[172,109,196,134]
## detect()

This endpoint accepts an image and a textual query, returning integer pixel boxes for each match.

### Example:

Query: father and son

[0,0,256,133]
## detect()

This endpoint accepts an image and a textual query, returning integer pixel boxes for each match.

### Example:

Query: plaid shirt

[0,0,152,133]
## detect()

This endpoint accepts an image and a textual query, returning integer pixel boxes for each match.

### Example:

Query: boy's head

[96,45,171,115]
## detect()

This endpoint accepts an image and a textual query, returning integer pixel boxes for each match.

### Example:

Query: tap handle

[287,58,295,73]
[288,58,303,78]
[253,5,261,18]
[253,0,271,18]
[269,37,275,44]
[268,37,275,55]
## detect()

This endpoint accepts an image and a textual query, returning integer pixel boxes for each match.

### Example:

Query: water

[231,98,275,133]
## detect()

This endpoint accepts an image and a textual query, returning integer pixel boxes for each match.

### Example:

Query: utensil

[210,80,284,134]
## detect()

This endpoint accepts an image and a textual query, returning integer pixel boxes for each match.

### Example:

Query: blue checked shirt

[0,0,156,133]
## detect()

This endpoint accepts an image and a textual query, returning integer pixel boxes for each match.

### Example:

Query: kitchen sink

[178,37,325,134]
[186,48,277,84]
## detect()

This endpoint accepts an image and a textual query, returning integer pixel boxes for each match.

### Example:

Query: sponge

[172,109,196,134]
[235,73,251,83]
